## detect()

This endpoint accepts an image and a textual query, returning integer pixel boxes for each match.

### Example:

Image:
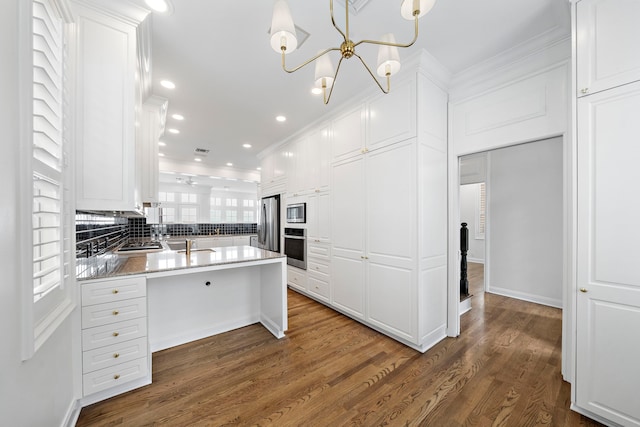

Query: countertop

[77,245,285,281]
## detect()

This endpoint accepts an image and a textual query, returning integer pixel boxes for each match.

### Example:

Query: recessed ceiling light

[226,162,233,167]
[257,167,262,171]
[160,80,175,89]
[311,87,323,95]
[276,115,286,122]
[181,173,196,177]
[210,176,221,179]
[172,114,184,121]
[158,141,166,146]
[145,0,168,12]
[168,128,180,134]
[243,143,252,148]
[226,178,238,181]
[158,153,165,157]
[194,158,202,162]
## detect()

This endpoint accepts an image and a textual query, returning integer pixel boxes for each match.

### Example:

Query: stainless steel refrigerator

[257,194,280,252]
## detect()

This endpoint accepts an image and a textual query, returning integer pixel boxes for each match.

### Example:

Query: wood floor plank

[77,263,604,426]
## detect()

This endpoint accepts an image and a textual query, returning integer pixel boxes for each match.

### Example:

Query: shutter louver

[32,0,64,301]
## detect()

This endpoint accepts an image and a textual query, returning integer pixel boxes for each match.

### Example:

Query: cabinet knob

[580,88,589,94]
[112,289,119,294]
[580,288,588,293]
[113,374,120,380]
[112,332,119,337]
[112,310,119,316]
[113,353,120,358]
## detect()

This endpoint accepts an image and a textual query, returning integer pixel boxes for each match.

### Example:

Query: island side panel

[147,267,261,352]
[259,259,288,338]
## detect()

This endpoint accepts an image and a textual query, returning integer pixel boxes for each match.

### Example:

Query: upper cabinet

[138,96,168,204]
[72,1,149,212]
[331,78,416,163]
[576,0,640,97]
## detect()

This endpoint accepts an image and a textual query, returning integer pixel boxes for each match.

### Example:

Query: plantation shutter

[32,0,64,301]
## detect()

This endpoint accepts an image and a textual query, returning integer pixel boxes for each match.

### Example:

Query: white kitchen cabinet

[575,81,640,426]
[232,235,251,246]
[576,0,640,97]
[307,191,330,243]
[287,266,306,292]
[331,141,417,339]
[73,2,147,212]
[331,155,366,319]
[80,276,150,403]
[261,144,289,196]
[307,126,331,193]
[367,79,416,151]
[331,106,366,162]
[288,137,309,197]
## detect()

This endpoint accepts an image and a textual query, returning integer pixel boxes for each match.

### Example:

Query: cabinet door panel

[331,255,365,319]
[332,107,365,162]
[577,0,640,96]
[332,157,365,255]
[82,336,148,374]
[576,284,640,425]
[368,263,415,340]
[366,141,416,267]
[368,79,416,150]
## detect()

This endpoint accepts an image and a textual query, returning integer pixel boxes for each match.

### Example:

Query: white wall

[487,137,563,307]
[459,184,485,263]
[0,1,77,424]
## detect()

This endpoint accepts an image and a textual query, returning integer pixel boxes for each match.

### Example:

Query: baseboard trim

[460,297,472,315]
[467,258,485,264]
[487,286,562,309]
[62,398,81,427]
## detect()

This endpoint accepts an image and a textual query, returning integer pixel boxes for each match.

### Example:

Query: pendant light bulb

[270,0,298,54]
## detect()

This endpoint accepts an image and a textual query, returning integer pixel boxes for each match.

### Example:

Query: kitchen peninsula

[78,245,287,405]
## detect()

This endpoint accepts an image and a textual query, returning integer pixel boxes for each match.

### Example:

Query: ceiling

[137,0,570,186]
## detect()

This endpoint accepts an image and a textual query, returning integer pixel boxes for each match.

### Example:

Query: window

[226,211,238,222]
[476,182,486,239]
[181,207,198,223]
[226,198,237,207]
[211,197,222,206]
[242,199,254,208]
[159,191,175,202]
[210,210,222,222]
[181,192,197,204]
[243,210,254,222]
[162,207,176,223]
[22,0,74,359]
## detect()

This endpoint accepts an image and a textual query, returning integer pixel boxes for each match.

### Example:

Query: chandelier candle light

[270,0,436,104]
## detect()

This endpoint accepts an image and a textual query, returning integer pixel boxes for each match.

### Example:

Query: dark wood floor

[77,265,603,426]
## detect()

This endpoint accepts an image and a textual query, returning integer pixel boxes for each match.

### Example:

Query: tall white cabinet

[330,74,448,352]
[574,0,640,425]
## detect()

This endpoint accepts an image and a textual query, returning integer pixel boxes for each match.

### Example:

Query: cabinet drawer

[82,317,147,351]
[308,242,330,260]
[308,274,330,300]
[82,297,147,329]
[287,267,307,290]
[82,276,146,306]
[83,357,148,396]
[83,336,148,374]
[308,260,330,275]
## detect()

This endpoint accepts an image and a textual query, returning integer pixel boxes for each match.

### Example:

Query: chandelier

[270,0,436,104]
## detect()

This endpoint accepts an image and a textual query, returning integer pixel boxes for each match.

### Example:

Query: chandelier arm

[329,0,348,41]
[281,47,341,74]
[354,53,390,95]
[323,55,345,105]
[353,16,419,49]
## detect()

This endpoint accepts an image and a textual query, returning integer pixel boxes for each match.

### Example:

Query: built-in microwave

[286,202,306,223]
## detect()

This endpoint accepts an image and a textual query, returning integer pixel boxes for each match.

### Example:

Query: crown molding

[70,0,150,26]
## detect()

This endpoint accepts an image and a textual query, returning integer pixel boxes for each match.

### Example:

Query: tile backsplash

[75,211,257,278]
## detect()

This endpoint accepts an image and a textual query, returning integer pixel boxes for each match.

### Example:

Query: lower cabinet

[80,276,150,403]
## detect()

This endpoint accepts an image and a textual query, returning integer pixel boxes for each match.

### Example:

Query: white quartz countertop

[78,245,285,280]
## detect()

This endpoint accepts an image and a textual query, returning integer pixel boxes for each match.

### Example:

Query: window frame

[19,0,75,360]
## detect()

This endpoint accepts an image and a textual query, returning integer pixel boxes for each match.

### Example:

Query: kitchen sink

[177,248,216,254]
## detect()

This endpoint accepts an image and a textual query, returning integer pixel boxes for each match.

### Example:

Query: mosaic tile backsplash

[75,211,258,278]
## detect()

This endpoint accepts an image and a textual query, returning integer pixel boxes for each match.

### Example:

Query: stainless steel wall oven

[284,227,306,270]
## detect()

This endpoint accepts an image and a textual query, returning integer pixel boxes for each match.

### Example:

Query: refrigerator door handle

[260,203,267,245]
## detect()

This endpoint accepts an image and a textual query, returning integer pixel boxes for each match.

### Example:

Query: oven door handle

[284,235,305,240]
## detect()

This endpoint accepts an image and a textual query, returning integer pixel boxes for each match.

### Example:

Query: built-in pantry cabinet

[574,0,640,425]
[263,64,448,352]
[72,1,149,212]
